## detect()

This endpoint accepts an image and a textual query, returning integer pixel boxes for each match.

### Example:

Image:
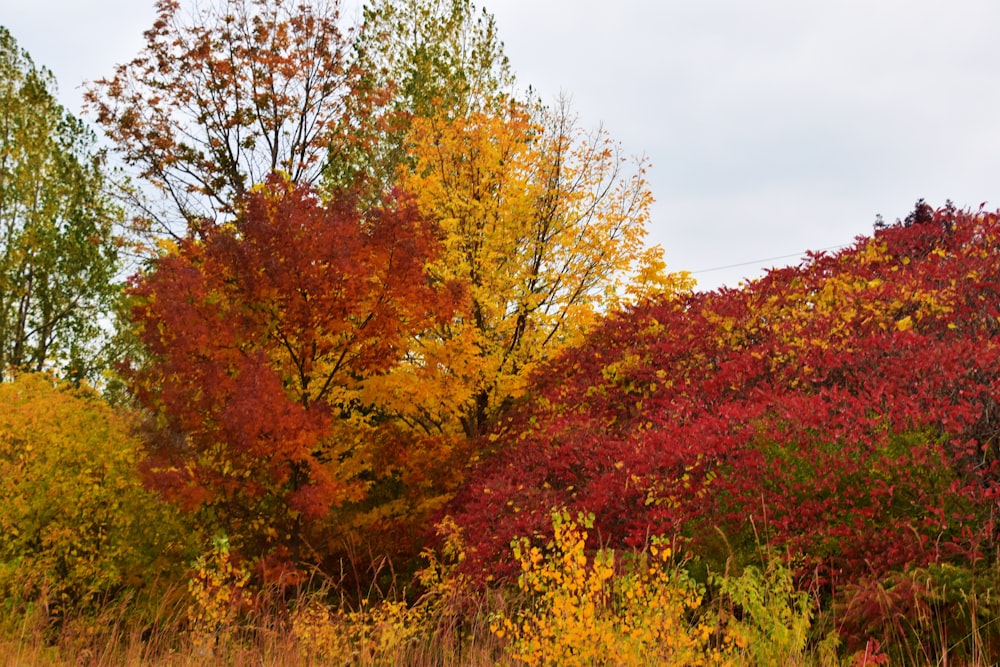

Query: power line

[691,244,851,275]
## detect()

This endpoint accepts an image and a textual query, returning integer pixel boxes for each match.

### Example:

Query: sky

[6,0,1000,290]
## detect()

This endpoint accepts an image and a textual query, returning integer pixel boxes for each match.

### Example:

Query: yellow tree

[352,3,689,458]
[383,99,689,444]
[352,99,691,541]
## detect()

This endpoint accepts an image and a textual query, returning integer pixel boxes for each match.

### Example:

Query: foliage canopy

[449,203,1000,597]
[0,27,121,383]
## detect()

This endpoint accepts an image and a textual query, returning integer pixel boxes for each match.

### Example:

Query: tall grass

[3,515,999,666]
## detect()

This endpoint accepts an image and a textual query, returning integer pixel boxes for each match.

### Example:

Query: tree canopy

[0,26,121,383]
[447,203,1000,592]
[86,0,379,233]
[130,175,451,573]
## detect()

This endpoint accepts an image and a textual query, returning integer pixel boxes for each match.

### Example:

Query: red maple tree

[130,176,451,576]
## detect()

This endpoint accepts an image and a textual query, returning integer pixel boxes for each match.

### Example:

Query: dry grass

[0,578,512,667]
[4,587,999,667]
[4,532,999,667]
[0,621,513,667]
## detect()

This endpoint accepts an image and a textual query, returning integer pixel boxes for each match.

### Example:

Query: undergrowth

[2,511,998,666]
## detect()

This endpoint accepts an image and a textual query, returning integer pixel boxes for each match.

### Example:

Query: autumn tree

[86,0,381,235]
[130,176,449,575]
[384,100,687,442]
[335,1,690,543]
[446,202,1000,630]
[353,1,687,440]
[0,27,121,383]
[0,373,192,619]
[332,98,690,553]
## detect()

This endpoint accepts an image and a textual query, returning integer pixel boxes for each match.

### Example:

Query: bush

[492,509,731,666]
[0,373,193,623]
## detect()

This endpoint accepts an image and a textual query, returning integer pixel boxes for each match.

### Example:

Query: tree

[356,0,512,117]
[385,99,687,441]
[326,0,513,201]
[130,176,450,574]
[340,1,689,545]
[0,373,192,619]
[0,27,121,383]
[352,1,689,442]
[338,98,689,553]
[86,0,381,234]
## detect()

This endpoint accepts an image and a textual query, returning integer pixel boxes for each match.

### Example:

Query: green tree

[347,0,513,192]
[0,27,121,383]
[358,0,514,109]
[358,0,512,116]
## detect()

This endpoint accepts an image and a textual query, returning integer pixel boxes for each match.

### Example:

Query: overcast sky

[6,0,1000,290]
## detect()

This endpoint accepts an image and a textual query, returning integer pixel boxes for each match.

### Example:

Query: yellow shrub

[0,373,192,623]
[187,534,250,650]
[290,597,431,662]
[491,508,737,666]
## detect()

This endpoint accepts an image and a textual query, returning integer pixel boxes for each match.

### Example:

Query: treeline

[2,0,1000,664]
[2,0,675,591]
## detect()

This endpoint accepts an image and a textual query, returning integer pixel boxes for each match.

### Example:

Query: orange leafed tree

[86,0,381,233]
[130,176,449,575]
